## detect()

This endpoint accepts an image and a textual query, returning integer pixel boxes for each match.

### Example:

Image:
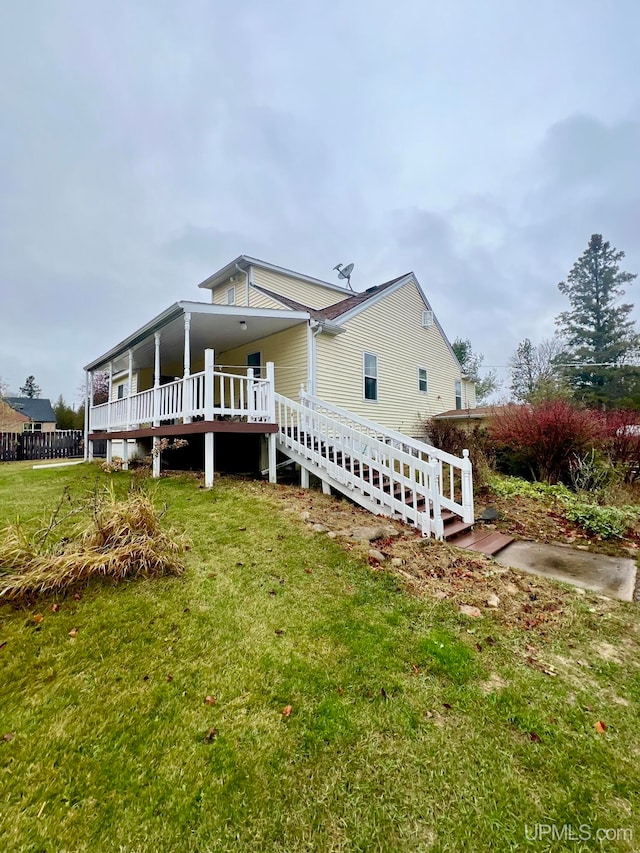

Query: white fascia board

[176,301,310,322]
[197,255,351,296]
[317,320,345,336]
[83,303,184,371]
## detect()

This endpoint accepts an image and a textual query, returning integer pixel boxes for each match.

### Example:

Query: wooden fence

[0,430,85,462]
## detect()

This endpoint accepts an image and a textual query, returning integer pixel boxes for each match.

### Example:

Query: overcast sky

[1,0,639,404]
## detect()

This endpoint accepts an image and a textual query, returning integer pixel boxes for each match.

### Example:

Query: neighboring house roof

[0,399,30,428]
[433,404,520,421]
[4,397,56,423]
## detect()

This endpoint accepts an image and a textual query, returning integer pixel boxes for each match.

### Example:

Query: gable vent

[421,310,434,328]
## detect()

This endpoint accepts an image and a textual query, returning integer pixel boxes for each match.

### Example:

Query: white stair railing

[275,393,453,538]
[296,391,474,525]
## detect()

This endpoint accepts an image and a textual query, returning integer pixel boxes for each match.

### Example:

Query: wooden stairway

[284,427,512,556]
[440,510,514,557]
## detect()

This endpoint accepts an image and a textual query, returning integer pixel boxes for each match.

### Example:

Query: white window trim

[226,285,236,305]
[363,351,378,402]
[455,380,463,410]
[418,367,428,394]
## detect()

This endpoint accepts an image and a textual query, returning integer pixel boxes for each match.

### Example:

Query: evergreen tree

[556,234,640,406]
[53,395,78,430]
[19,375,41,398]
[452,338,499,404]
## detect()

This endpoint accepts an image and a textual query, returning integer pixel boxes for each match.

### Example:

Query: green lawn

[1,462,639,852]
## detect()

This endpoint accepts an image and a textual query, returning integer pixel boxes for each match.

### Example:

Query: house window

[455,380,463,410]
[23,423,42,432]
[418,368,428,393]
[117,384,125,400]
[226,285,236,305]
[363,352,378,401]
[247,351,262,378]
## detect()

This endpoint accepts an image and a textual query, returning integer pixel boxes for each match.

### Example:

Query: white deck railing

[275,391,473,538]
[90,361,274,432]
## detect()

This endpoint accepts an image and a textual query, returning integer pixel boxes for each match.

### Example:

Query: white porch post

[204,348,215,487]
[84,371,91,461]
[153,332,161,427]
[301,466,310,489]
[126,349,133,430]
[461,450,474,524]
[266,361,276,423]
[121,435,129,471]
[247,367,255,421]
[107,361,113,431]
[183,312,192,424]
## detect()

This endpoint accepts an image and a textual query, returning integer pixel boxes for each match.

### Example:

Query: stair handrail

[299,390,465,467]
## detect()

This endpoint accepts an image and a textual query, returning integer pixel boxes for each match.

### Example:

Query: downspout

[308,320,321,396]
[235,263,251,306]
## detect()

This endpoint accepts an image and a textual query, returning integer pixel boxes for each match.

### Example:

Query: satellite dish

[333,262,355,290]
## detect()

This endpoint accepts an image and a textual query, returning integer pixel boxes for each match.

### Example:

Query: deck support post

[121,438,129,471]
[267,432,277,483]
[204,432,214,488]
[153,332,161,427]
[183,312,192,424]
[321,480,331,495]
[152,437,161,478]
[84,371,91,461]
[301,466,309,489]
[106,439,113,464]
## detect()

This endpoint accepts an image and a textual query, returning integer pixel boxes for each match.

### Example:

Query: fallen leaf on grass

[32,614,44,624]
[304,568,313,574]
[204,727,218,743]
[594,720,607,733]
[204,695,216,706]
[51,604,60,613]
[2,732,15,742]
[166,674,173,682]
[0,642,7,651]
[68,628,78,638]
[274,629,284,636]
[529,732,542,743]
[281,705,293,718]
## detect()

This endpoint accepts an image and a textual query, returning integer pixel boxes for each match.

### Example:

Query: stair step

[449,529,514,557]
[442,519,474,539]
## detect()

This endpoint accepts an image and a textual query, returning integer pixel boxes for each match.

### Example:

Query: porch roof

[84,301,310,373]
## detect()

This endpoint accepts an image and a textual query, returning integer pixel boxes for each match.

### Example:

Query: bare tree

[509,337,567,402]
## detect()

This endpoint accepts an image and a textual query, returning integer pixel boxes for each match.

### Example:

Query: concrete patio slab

[495,541,637,602]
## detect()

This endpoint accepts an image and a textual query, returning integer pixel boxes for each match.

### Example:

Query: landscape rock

[368,549,386,562]
[459,604,482,618]
[486,594,500,608]
[390,557,403,567]
[327,531,337,539]
[311,524,328,533]
[348,525,399,543]
[300,511,311,521]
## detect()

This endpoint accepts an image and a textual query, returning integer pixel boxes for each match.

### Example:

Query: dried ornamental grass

[0,485,186,601]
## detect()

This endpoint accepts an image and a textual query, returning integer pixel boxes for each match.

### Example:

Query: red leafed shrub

[489,400,600,484]
[599,409,640,483]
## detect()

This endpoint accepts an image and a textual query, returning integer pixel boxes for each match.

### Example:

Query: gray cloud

[1,1,640,403]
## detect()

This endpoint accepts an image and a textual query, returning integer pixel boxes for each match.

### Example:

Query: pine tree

[556,234,640,407]
[19,375,42,398]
